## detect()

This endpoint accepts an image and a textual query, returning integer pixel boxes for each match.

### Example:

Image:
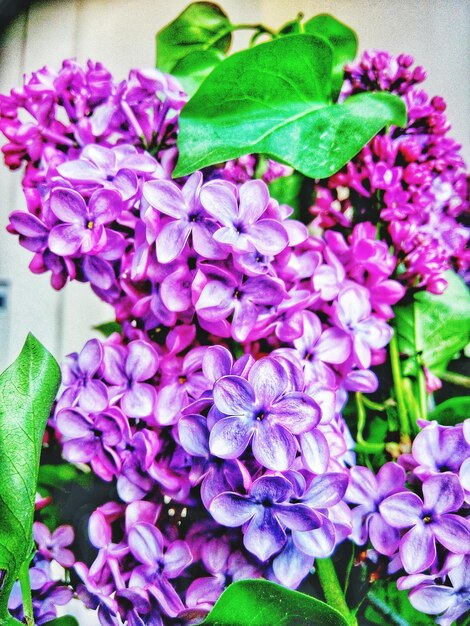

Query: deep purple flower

[209,357,320,470]
[209,475,321,561]
[128,522,191,617]
[379,473,470,573]
[56,406,125,481]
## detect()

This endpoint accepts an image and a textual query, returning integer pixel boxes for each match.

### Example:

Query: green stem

[389,334,411,438]
[316,557,357,625]
[354,393,385,454]
[439,370,470,389]
[18,559,34,626]
[413,302,428,421]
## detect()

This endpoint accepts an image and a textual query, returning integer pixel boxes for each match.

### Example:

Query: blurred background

[0,0,469,370]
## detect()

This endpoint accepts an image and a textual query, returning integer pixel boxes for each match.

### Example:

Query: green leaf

[395,271,470,376]
[156,2,232,72]
[363,580,435,626]
[93,321,122,337]
[305,15,358,99]
[43,616,79,626]
[172,49,225,97]
[428,396,470,426]
[202,579,349,626]
[174,35,406,179]
[268,172,304,215]
[0,334,60,619]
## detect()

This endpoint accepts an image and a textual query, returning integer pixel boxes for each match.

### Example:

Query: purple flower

[103,340,159,418]
[332,286,392,368]
[379,473,470,574]
[209,357,320,470]
[48,188,123,256]
[56,406,125,481]
[200,179,288,255]
[128,522,191,617]
[407,555,470,626]
[195,264,286,342]
[59,338,108,412]
[209,475,321,561]
[33,522,75,568]
[292,311,351,383]
[143,172,226,263]
[58,144,159,201]
[346,463,406,556]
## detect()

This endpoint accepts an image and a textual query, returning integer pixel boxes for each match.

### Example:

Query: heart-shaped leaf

[428,396,470,426]
[173,35,406,179]
[0,334,60,620]
[156,2,231,73]
[305,14,358,99]
[201,579,349,626]
[172,49,225,96]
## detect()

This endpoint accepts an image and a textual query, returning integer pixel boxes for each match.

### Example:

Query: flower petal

[379,492,423,528]
[252,422,296,470]
[156,220,191,264]
[244,509,286,561]
[422,473,464,515]
[213,375,255,415]
[209,415,253,459]
[209,492,257,527]
[128,522,163,566]
[400,524,436,574]
[269,392,320,434]
[432,514,470,554]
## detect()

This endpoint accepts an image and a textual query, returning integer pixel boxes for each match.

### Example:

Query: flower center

[178,375,187,384]
[256,410,265,421]
[422,514,432,524]
[87,220,94,229]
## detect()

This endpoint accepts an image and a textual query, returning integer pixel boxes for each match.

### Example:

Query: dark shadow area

[0,0,43,35]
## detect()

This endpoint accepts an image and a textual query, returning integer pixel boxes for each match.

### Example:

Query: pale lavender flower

[59,338,108,412]
[379,473,470,573]
[346,463,406,556]
[33,523,75,568]
[209,357,320,470]
[144,171,226,263]
[332,285,393,368]
[200,179,288,255]
[408,555,470,626]
[103,340,159,418]
[48,188,123,256]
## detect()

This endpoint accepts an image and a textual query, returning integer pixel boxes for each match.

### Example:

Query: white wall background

[0,0,469,370]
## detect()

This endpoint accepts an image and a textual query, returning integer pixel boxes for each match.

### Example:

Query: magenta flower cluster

[1,54,469,626]
[311,50,469,294]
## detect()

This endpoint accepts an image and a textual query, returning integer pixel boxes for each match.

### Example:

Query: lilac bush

[0,5,469,626]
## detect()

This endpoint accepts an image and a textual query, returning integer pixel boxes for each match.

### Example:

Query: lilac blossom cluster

[347,419,470,625]
[8,522,75,624]
[2,56,469,626]
[311,50,469,294]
